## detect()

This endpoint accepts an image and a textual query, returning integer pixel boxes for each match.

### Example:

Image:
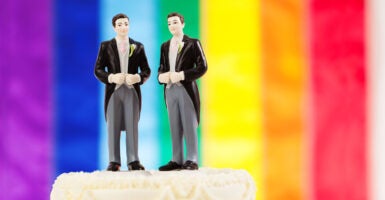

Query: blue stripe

[98,0,160,169]
[54,0,100,175]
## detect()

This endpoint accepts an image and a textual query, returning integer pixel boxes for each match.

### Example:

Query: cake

[50,168,256,200]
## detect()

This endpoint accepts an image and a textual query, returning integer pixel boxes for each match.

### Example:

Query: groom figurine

[94,13,150,171]
[158,12,208,170]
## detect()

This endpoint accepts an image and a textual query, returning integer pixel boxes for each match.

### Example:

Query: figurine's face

[168,16,184,36]
[114,18,129,37]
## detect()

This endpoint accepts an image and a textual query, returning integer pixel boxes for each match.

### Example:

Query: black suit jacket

[94,38,151,119]
[158,35,208,123]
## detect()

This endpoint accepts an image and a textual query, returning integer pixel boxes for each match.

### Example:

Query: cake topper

[158,12,208,171]
[94,13,151,171]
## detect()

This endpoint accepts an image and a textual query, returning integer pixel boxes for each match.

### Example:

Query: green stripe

[158,1,202,165]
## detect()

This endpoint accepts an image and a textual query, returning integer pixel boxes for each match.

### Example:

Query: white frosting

[51,168,256,200]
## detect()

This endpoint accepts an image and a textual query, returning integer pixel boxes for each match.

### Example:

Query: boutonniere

[129,44,136,57]
[177,42,184,54]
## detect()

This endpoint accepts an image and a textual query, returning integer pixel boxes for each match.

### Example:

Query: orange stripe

[261,0,308,199]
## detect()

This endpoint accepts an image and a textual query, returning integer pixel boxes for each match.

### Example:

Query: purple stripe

[0,0,52,199]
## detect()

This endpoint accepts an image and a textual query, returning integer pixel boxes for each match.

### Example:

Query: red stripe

[309,0,368,199]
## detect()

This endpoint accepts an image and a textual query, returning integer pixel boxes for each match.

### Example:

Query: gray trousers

[106,85,139,165]
[166,84,198,164]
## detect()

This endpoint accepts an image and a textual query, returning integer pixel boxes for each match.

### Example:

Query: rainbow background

[1,0,384,199]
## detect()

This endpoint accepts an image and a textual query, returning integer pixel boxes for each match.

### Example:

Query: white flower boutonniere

[177,42,184,54]
[129,44,136,57]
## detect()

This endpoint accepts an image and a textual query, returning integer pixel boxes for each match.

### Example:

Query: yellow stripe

[201,1,263,199]
[261,0,307,199]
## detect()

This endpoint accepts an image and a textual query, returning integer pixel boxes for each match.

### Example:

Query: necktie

[171,40,178,53]
[119,41,128,54]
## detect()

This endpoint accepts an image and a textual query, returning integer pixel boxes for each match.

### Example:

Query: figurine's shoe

[107,162,121,171]
[128,161,145,171]
[182,160,198,170]
[159,161,182,171]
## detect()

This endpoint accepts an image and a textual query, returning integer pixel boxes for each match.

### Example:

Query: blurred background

[1,0,384,199]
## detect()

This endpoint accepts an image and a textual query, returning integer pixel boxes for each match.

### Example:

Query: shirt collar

[115,37,129,44]
[172,34,184,44]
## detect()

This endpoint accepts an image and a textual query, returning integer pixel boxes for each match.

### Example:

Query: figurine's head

[167,12,185,37]
[112,13,130,38]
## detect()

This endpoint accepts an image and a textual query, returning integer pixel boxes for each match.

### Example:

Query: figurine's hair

[112,13,129,27]
[167,12,184,24]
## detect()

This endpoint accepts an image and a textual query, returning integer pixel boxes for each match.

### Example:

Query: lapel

[128,37,134,67]
[111,38,121,72]
[165,40,171,70]
[174,35,188,71]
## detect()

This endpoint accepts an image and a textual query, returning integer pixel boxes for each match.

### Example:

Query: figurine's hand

[126,74,141,85]
[170,71,185,83]
[158,72,170,84]
[108,73,125,85]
